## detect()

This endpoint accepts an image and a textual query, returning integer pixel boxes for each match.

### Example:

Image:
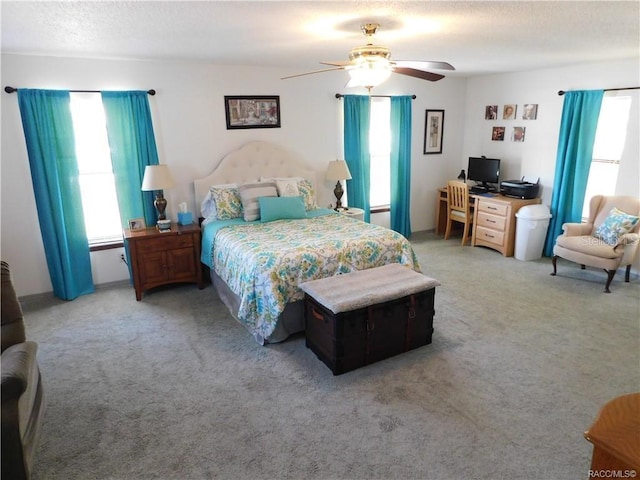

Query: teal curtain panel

[101,91,159,229]
[543,90,604,256]
[17,89,95,300]
[390,96,413,238]
[343,95,371,222]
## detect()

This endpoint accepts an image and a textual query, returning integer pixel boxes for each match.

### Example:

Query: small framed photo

[224,96,281,129]
[128,218,146,230]
[522,104,538,120]
[512,126,526,142]
[485,105,498,120]
[503,104,517,120]
[492,126,506,141]
[423,109,445,155]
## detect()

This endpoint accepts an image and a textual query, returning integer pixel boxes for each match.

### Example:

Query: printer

[500,178,540,199]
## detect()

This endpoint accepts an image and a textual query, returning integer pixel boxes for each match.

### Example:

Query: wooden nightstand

[338,207,365,221]
[123,223,203,300]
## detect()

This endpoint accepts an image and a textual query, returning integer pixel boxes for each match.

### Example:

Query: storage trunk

[304,288,436,375]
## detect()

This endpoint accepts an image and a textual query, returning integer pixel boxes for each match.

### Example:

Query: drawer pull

[485,219,496,224]
[485,234,495,238]
[487,206,497,210]
[311,306,324,321]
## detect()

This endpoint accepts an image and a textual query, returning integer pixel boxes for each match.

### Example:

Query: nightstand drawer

[477,211,507,231]
[475,226,505,246]
[478,201,508,217]
[136,234,194,253]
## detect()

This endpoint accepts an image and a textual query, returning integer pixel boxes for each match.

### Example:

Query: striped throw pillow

[238,182,278,221]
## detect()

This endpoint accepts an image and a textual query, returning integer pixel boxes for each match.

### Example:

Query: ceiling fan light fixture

[347,58,392,89]
[283,23,452,87]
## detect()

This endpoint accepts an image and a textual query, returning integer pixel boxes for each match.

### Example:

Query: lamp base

[154,192,167,221]
[333,181,344,210]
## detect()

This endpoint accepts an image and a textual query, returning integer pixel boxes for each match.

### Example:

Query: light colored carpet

[21,231,640,480]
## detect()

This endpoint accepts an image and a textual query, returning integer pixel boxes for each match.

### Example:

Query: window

[582,94,632,218]
[369,97,391,208]
[69,93,123,245]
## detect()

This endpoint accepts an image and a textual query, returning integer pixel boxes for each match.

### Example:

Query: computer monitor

[467,156,500,191]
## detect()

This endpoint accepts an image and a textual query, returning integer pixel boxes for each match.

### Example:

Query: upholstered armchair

[1,261,45,479]
[551,195,640,292]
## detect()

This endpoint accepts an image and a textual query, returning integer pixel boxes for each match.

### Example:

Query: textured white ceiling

[2,1,639,77]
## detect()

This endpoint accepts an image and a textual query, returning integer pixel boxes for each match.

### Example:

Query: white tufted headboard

[194,141,317,213]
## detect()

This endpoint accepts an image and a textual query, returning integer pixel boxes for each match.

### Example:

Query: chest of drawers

[472,195,541,256]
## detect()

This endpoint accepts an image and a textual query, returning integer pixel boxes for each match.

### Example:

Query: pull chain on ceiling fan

[282,23,454,91]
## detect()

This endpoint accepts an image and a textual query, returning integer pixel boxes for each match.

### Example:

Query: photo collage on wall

[485,103,537,142]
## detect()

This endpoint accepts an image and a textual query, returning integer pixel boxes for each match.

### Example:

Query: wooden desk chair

[445,180,473,245]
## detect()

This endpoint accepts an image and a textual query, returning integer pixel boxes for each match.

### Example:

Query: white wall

[461,59,640,206]
[2,54,637,296]
[0,53,466,295]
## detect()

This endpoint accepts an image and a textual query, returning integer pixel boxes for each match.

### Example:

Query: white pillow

[275,178,300,197]
[201,191,216,219]
[260,176,303,183]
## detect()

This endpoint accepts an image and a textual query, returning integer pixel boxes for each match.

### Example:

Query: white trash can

[514,204,552,261]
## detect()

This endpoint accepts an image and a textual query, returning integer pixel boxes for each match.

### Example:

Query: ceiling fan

[282,23,455,90]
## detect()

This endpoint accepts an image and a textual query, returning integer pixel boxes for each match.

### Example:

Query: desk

[435,187,540,257]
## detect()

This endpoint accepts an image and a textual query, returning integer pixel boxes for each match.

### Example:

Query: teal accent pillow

[259,196,307,222]
[593,207,640,245]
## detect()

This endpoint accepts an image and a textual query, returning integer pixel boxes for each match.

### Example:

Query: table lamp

[326,160,352,211]
[141,164,175,222]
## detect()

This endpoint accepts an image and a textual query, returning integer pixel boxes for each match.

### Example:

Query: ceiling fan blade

[394,61,455,71]
[393,67,445,82]
[320,61,353,67]
[281,67,345,80]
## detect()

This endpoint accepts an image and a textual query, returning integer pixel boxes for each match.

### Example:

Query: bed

[194,141,421,345]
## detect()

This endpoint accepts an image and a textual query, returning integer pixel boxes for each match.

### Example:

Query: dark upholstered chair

[1,261,45,480]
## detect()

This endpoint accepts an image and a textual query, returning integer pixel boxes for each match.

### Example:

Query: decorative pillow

[593,207,640,245]
[259,196,307,222]
[238,182,278,221]
[210,184,242,220]
[297,179,318,211]
[200,191,216,219]
[275,178,300,197]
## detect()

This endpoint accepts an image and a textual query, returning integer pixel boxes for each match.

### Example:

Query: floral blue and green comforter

[201,210,421,341]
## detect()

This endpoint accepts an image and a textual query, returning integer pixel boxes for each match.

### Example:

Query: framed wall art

[492,126,506,141]
[224,96,281,129]
[503,104,517,120]
[485,105,498,120]
[512,126,526,142]
[522,104,538,120]
[424,109,445,154]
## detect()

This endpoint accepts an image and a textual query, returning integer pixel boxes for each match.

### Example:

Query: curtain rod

[557,87,639,96]
[4,86,156,95]
[335,93,416,99]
